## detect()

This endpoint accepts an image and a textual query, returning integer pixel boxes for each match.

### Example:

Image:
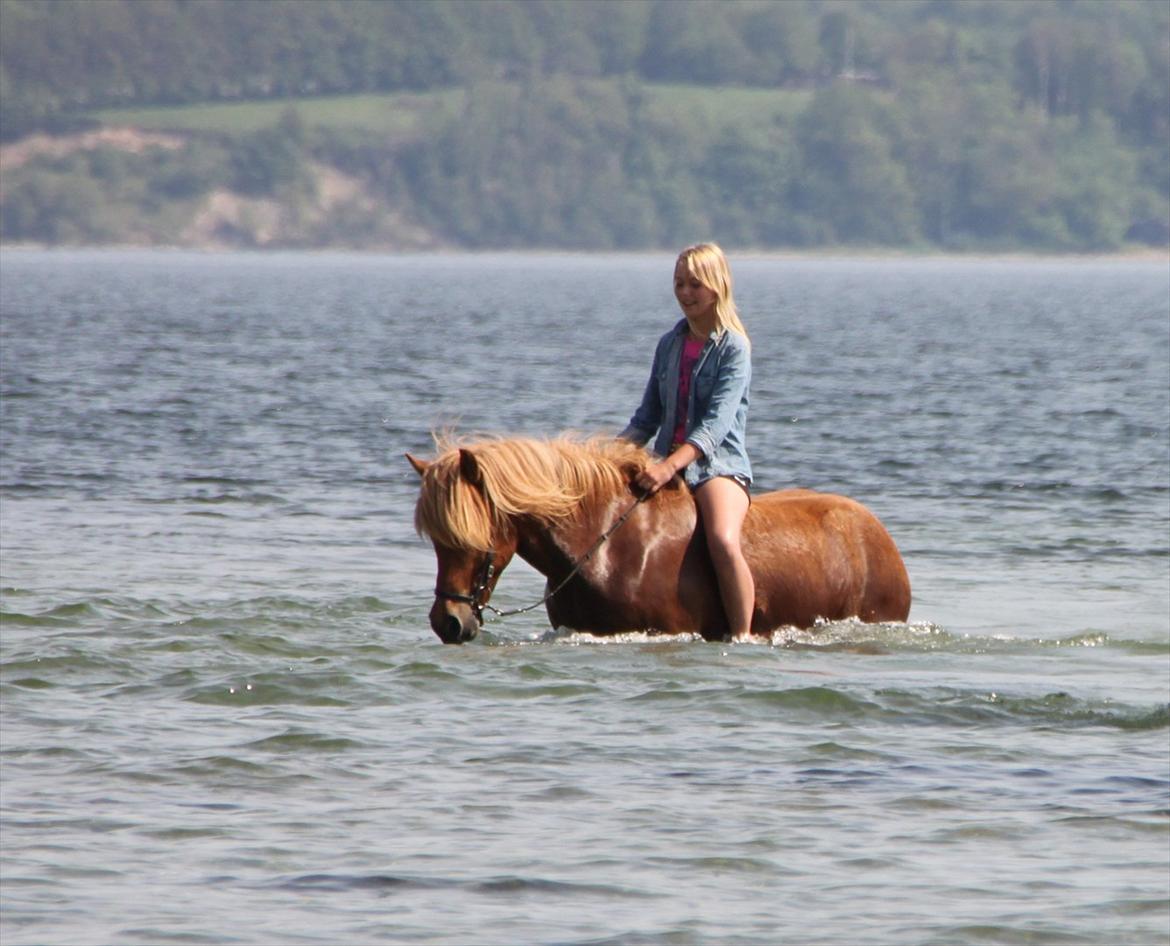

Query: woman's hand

[633,443,701,495]
[634,459,677,495]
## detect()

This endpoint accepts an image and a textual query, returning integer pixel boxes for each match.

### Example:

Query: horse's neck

[515,485,693,579]
[514,494,618,571]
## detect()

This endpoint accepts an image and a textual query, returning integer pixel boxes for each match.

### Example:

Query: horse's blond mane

[414,434,649,551]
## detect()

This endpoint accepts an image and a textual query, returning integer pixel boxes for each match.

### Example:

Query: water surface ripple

[2,251,1167,945]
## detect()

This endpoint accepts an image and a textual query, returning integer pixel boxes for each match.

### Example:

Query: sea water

[2,250,1167,945]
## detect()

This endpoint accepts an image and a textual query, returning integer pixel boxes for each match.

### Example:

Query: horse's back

[743,488,911,626]
[747,487,887,534]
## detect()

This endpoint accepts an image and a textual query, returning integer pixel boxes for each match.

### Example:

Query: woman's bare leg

[695,476,755,641]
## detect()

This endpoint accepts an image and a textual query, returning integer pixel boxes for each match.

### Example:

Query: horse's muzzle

[430,603,480,644]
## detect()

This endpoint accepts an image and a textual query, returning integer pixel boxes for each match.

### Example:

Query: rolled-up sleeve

[619,348,664,446]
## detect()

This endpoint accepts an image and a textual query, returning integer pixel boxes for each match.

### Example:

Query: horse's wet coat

[410,436,910,643]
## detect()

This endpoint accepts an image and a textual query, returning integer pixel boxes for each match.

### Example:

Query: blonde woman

[619,243,755,641]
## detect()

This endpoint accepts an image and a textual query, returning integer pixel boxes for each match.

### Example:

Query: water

[1,250,1167,946]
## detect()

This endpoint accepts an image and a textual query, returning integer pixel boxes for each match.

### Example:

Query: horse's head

[408,449,517,644]
[409,434,652,643]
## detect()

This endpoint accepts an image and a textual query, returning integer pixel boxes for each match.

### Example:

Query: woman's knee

[704,525,744,564]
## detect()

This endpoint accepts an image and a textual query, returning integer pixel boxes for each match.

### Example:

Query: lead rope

[481,492,648,622]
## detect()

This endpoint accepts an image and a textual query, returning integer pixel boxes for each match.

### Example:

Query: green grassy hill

[2,0,1165,252]
[93,89,465,138]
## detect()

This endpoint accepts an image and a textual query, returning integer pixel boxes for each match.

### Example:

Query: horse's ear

[405,453,428,477]
[458,448,482,486]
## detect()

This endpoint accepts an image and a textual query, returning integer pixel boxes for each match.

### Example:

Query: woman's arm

[618,342,666,445]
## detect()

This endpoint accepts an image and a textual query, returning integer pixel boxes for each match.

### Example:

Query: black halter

[434,551,496,622]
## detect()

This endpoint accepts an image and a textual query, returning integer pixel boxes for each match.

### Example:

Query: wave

[528,620,1169,657]
[618,680,1168,731]
[1,592,398,629]
[869,688,1170,731]
[261,871,650,900]
[3,592,1165,733]
[4,592,1164,659]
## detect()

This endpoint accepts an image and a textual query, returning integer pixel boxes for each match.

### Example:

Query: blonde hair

[414,434,649,552]
[677,242,749,341]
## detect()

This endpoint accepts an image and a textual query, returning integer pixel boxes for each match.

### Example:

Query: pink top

[671,335,706,448]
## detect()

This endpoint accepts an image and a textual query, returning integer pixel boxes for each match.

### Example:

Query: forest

[1,0,1167,251]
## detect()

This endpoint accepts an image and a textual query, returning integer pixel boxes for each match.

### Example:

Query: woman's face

[674,260,718,323]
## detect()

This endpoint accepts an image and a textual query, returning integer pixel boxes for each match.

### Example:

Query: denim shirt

[620,319,752,489]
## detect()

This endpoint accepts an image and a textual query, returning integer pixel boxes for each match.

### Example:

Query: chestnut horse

[408,435,910,644]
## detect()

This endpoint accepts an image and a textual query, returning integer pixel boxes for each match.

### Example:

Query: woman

[619,243,755,642]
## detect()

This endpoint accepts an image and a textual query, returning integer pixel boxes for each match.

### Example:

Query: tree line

[1,0,1167,251]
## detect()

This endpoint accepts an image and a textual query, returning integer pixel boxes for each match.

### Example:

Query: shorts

[692,473,752,503]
